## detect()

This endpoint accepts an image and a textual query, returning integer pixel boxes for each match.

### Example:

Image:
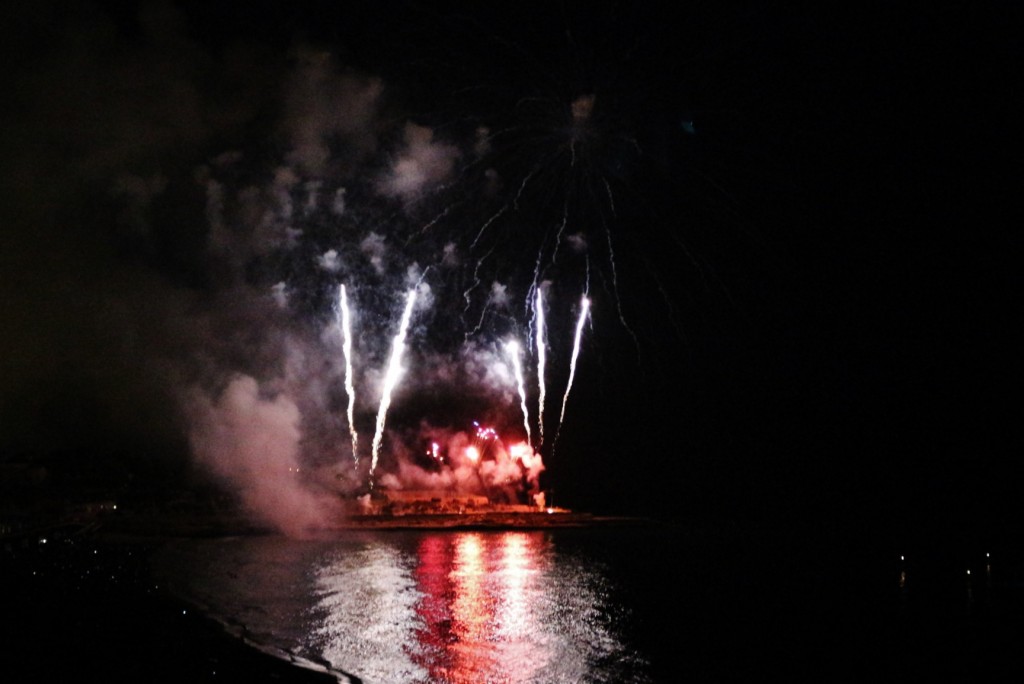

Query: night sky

[1,2,1018,538]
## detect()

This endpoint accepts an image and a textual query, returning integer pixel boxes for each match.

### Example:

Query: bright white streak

[557,296,590,433]
[505,340,532,447]
[338,284,359,464]
[534,288,548,446]
[370,288,417,480]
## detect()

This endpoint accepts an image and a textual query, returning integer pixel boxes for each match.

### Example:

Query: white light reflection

[497,533,531,639]
[314,544,425,682]
[158,534,646,684]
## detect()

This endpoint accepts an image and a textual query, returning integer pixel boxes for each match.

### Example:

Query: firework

[370,288,418,483]
[556,296,591,444]
[505,340,532,447]
[534,288,548,446]
[337,284,359,464]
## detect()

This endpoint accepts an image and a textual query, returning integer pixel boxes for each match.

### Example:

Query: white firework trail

[604,222,640,355]
[370,288,418,482]
[470,205,507,249]
[534,287,548,446]
[463,246,495,338]
[526,247,544,334]
[551,203,569,263]
[337,284,359,464]
[410,204,452,240]
[556,295,591,444]
[513,168,537,211]
[505,339,532,448]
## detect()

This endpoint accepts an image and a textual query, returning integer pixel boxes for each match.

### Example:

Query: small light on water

[966,569,971,576]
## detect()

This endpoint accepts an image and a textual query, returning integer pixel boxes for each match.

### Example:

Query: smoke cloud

[184,375,340,537]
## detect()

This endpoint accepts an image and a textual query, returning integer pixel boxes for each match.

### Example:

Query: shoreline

[0,526,354,683]
[327,510,654,530]
[1,514,657,683]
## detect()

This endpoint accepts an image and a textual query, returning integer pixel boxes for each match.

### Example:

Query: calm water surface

[155,529,657,683]
[152,525,1024,682]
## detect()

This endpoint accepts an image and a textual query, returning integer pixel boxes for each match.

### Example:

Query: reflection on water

[153,528,1024,681]
[157,531,648,684]
[312,542,422,681]
[313,531,639,683]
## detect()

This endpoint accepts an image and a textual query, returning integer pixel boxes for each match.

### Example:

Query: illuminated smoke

[556,296,591,442]
[337,284,358,464]
[370,288,418,482]
[505,340,532,447]
[534,288,548,446]
[185,375,339,537]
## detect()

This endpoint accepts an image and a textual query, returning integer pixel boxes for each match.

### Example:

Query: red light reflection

[411,532,550,683]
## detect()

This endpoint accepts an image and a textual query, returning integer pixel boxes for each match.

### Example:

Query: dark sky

[1,2,1018,535]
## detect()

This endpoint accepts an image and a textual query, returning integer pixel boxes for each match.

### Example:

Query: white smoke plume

[318,249,343,273]
[378,123,460,201]
[360,232,388,275]
[281,47,383,175]
[184,375,341,538]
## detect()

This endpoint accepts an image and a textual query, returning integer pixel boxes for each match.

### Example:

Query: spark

[470,205,507,249]
[602,177,617,217]
[551,202,569,263]
[534,288,548,446]
[556,295,590,444]
[337,284,359,464]
[505,339,532,447]
[462,247,495,336]
[603,217,640,355]
[527,249,544,329]
[370,288,418,482]
[411,204,453,240]
[513,168,537,211]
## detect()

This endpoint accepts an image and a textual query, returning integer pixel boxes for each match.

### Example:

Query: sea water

[152,524,1024,682]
